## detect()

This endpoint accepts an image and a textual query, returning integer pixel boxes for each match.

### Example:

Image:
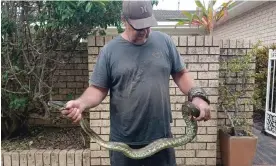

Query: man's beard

[130,31,150,45]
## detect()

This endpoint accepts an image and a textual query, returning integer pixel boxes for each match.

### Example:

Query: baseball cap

[122,0,158,30]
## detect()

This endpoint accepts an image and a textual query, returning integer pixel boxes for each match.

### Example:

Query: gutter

[223,1,268,21]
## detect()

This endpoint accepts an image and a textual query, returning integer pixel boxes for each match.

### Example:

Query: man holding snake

[61,1,211,166]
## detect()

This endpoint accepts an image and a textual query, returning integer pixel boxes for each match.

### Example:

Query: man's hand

[60,85,108,123]
[191,97,211,121]
[61,99,86,123]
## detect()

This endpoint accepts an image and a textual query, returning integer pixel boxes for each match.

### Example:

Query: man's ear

[121,15,128,29]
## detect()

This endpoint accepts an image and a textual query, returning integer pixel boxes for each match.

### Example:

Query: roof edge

[221,1,267,22]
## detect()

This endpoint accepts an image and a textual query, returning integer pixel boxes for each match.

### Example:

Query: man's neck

[121,31,149,46]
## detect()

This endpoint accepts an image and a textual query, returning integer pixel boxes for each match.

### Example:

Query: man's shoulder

[104,34,122,47]
[151,31,170,39]
[150,31,174,45]
[97,35,121,55]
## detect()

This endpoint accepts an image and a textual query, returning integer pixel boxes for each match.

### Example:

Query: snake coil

[48,100,200,159]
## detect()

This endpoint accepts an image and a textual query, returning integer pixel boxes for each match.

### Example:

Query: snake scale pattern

[48,100,200,159]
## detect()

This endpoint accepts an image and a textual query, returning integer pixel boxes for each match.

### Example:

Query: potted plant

[218,45,258,166]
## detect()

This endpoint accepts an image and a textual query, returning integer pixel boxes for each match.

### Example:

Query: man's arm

[172,68,211,121]
[62,84,108,123]
[172,66,211,121]
[165,33,211,121]
[171,68,195,95]
[62,47,110,123]
[80,46,110,109]
[76,85,108,110]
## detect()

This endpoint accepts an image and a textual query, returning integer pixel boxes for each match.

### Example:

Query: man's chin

[134,38,148,45]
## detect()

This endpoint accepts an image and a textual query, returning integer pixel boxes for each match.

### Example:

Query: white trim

[265,49,276,137]
[104,26,206,35]
[218,1,268,24]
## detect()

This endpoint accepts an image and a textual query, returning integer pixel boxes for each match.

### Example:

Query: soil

[1,125,90,151]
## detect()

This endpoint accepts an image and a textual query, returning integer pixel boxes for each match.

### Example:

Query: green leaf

[2,71,9,81]
[210,0,217,8]
[194,0,207,13]
[9,96,28,110]
[77,1,85,7]
[66,93,74,100]
[85,2,93,13]
[176,20,190,26]
[97,1,106,8]
[68,1,77,9]
[13,66,20,71]
[62,15,67,21]
[182,11,192,19]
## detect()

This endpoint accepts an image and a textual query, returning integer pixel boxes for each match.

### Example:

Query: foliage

[252,42,276,111]
[219,44,257,136]
[219,41,276,136]
[1,1,123,139]
[151,0,159,6]
[1,0,159,139]
[172,0,232,35]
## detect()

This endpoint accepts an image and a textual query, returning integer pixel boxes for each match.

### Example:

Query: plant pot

[219,129,258,166]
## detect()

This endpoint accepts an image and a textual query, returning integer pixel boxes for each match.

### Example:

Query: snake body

[48,100,200,159]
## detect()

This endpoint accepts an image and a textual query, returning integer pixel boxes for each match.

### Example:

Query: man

[61,1,211,166]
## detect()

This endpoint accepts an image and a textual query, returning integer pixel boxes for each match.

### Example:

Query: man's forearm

[76,85,108,109]
[173,68,210,105]
[172,68,195,95]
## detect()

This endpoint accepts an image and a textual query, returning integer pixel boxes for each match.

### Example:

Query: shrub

[253,42,276,111]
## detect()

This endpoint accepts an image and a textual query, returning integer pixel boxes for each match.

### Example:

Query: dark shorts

[109,144,176,166]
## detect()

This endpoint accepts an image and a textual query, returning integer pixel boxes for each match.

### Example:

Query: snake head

[48,100,66,110]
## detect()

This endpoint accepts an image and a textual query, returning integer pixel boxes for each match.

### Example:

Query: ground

[253,127,276,165]
[252,109,276,165]
[1,125,90,151]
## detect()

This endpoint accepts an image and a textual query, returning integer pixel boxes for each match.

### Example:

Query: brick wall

[52,49,89,101]
[88,35,220,166]
[15,34,254,165]
[87,35,255,166]
[213,1,276,46]
[170,36,219,166]
[87,35,112,166]
[28,46,90,127]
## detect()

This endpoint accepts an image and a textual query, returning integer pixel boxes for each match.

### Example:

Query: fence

[264,49,276,137]
[1,35,255,166]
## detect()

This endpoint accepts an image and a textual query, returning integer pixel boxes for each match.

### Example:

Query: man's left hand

[191,97,211,121]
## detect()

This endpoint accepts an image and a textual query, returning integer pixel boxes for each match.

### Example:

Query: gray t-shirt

[90,31,185,145]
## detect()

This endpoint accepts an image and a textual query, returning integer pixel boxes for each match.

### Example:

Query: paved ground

[252,126,276,166]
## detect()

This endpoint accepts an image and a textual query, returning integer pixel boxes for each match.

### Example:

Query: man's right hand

[60,85,108,123]
[61,99,86,123]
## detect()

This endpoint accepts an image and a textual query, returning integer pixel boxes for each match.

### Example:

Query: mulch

[1,126,90,151]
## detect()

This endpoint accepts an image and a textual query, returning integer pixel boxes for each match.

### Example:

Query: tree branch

[1,88,29,94]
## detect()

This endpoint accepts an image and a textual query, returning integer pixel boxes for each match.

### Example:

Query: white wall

[213,1,276,46]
